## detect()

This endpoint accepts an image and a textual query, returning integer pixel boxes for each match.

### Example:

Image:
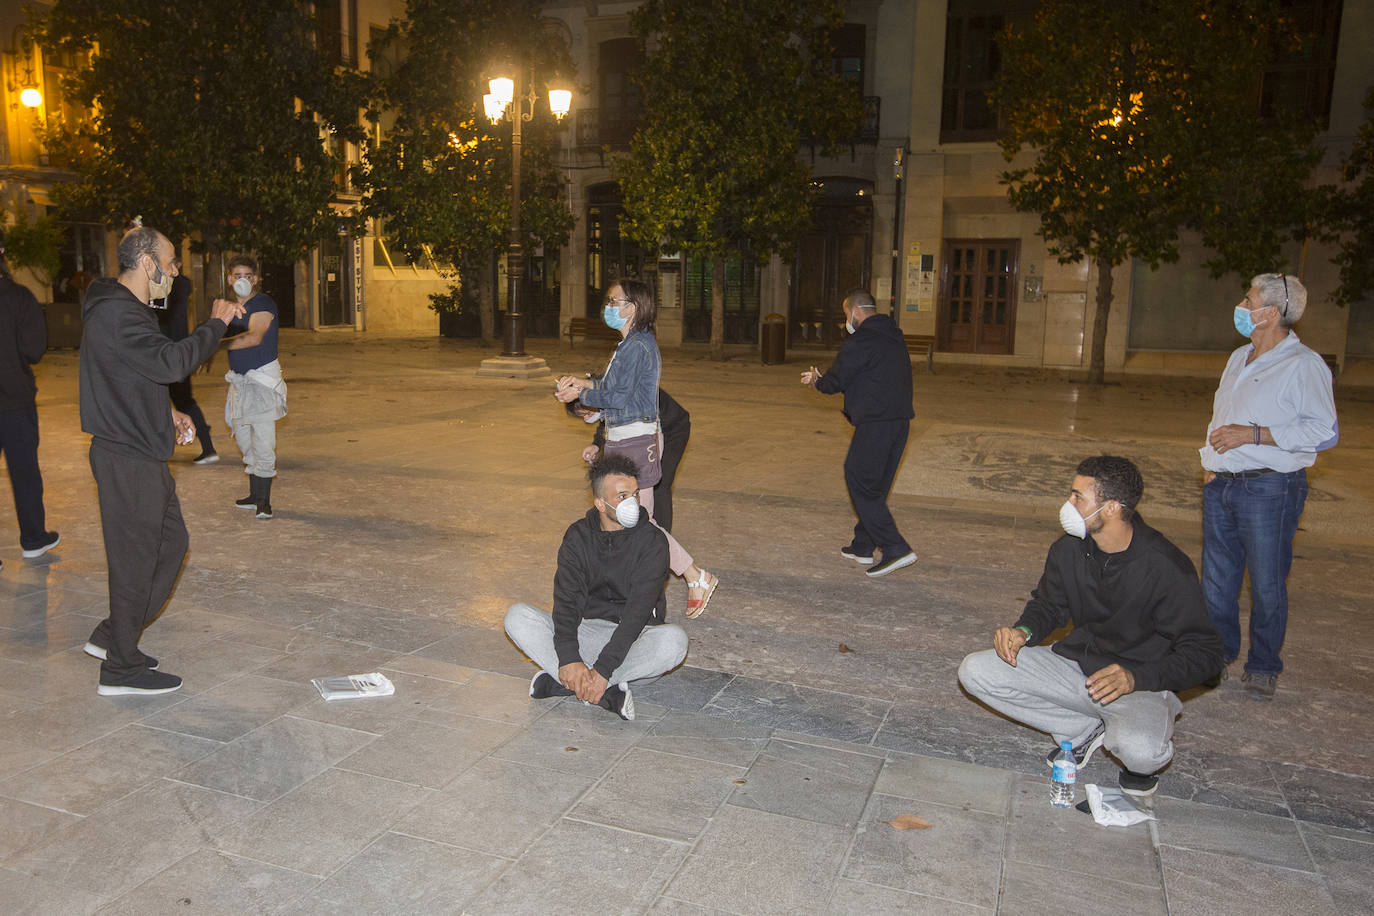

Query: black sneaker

[21,532,60,559]
[83,641,158,670]
[235,494,258,509]
[529,672,573,699]
[1045,723,1105,768]
[98,669,182,696]
[865,551,917,578]
[840,546,875,564]
[256,503,274,520]
[1241,671,1278,700]
[597,684,635,721]
[193,450,219,465]
[1118,768,1159,797]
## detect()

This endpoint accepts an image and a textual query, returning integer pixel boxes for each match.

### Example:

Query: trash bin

[761,313,786,365]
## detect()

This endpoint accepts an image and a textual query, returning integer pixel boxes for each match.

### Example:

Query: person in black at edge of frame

[567,376,691,533]
[152,256,217,464]
[0,231,60,568]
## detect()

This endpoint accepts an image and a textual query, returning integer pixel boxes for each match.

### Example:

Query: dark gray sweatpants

[86,441,188,684]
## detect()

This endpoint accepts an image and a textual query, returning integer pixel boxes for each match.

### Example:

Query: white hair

[1249,273,1307,326]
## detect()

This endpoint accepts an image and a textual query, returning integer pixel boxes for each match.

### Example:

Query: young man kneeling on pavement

[505,454,687,720]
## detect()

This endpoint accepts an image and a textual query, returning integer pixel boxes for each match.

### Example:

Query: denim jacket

[580,328,661,429]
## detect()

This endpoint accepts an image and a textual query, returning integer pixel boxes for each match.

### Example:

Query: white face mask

[232,277,253,298]
[612,495,640,528]
[1058,499,1105,539]
[581,410,602,424]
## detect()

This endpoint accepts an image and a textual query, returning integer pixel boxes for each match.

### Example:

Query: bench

[567,316,622,348]
[904,334,936,373]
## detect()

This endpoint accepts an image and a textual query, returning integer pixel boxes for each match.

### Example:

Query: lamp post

[480,72,571,366]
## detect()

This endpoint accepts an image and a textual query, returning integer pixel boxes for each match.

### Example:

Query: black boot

[256,477,273,519]
[235,475,261,509]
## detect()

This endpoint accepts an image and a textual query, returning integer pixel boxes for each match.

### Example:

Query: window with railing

[1260,0,1343,128]
[940,0,1037,143]
[599,37,643,150]
[317,0,359,66]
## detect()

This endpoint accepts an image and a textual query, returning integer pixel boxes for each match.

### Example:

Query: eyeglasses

[604,296,633,308]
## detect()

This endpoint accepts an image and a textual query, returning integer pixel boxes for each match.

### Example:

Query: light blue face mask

[1233,305,1267,338]
[603,304,628,331]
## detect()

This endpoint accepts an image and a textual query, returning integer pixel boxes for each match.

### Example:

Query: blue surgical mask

[603,304,628,331]
[1233,305,1267,338]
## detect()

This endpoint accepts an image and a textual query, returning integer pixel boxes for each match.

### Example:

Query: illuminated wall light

[20,87,42,108]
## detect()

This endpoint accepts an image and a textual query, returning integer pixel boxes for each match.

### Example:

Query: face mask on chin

[147,264,172,302]
[1058,500,1105,539]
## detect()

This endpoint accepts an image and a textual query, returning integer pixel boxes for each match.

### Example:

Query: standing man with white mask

[1200,273,1337,700]
[958,456,1223,797]
[800,287,917,578]
[79,225,244,695]
[504,453,687,721]
[221,255,285,519]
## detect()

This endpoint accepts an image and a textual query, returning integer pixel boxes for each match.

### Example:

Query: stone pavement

[1,331,1371,914]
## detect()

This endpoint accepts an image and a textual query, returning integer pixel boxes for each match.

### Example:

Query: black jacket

[815,313,914,425]
[0,277,46,411]
[1015,515,1224,693]
[79,277,226,460]
[552,506,670,679]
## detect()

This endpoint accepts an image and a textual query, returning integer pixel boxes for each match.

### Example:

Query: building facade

[4,0,1372,376]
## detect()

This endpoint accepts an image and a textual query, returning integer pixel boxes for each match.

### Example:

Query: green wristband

[1014,625,1032,639]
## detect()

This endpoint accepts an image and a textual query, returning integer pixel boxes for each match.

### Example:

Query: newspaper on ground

[311,672,396,701]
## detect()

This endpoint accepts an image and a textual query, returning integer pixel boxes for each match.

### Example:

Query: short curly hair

[589,453,641,499]
[1075,455,1143,521]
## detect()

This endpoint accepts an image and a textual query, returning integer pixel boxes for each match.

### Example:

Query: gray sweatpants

[504,602,688,686]
[958,645,1182,775]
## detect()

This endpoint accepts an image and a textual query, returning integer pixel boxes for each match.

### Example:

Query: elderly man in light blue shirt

[1200,272,1337,700]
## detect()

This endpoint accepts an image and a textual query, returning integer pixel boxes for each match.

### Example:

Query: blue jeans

[1201,470,1307,676]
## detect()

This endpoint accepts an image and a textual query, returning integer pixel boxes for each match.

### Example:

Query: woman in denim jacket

[556,279,719,618]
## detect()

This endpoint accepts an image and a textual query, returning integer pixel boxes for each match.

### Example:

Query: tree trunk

[478,252,496,346]
[1088,261,1115,385]
[710,256,726,361]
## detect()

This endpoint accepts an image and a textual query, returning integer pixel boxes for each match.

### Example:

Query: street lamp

[482,71,571,362]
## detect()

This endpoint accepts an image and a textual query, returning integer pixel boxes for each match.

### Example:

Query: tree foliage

[356,0,574,342]
[998,0,1321,382]
[1,208,63,288]
[35,0,365,263]
[618,0,862,359]
[1323,87,1374,308]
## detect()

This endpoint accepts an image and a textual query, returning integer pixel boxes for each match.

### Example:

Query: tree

[997,0,1321,383]
[35,0,365,263]
[618,0,862,360]
[356,0,574,343]
[1323,87,1374,308]
[1,208,63,290]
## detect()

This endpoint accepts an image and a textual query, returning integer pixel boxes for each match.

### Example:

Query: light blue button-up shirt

[1200,332,1337,473]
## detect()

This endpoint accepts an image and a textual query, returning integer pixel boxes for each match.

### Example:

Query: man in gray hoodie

[79,226,243,695]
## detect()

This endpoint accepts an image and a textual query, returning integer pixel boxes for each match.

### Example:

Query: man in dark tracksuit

[79,227,243,695]
[0,235,59,565]
[802,288,917,578]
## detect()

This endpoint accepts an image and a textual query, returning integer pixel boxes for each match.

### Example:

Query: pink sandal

[685,571,718,619]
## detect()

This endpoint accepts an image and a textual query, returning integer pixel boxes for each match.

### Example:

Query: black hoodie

[552,506,670,680]
[79,277,227,460]
[0,277,46,411]
[1014,515,1224,693]
[814,313,915,425]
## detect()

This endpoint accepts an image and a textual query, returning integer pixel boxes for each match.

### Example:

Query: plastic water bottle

[1050,740,1077,808]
